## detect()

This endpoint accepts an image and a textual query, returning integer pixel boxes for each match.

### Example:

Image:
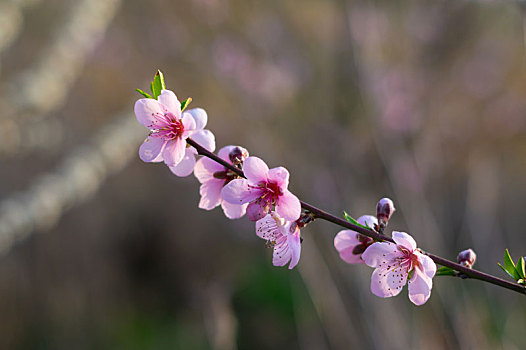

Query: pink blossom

[221,157,301,221]
[256,212,301,269]
[134,90,215,175]
[361,231,436,305]
[334,215,377,264]
[193,145,249,219]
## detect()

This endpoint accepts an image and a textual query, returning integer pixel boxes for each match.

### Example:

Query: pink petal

[158,89,181,117]
[221,179,262,204]
[198,180,223,210]
[191,129,215,152]
[268,167,289,188]
[134,98,164,127]
[246,200,269,221]
[272,235,291,267]
[286,227,301,269]
[358,215,378,228]
[220,201,247,219]
[408,267,433,305]
[243,157,269,183]
[194,157,224,183]
[255,214,280,240]
[139,137,165,162]
[361,242,400,268]
[169,148,196,177]
[415,252,437,279]
[182,113,196,133]
[276,190,301,222]
[334,230,364,264]
[162,138,186,166]
[184,108,207,130]
[370,265,408,298]
[392,231,417,251]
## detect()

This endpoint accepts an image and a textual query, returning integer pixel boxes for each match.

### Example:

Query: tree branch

[187,138,526,295]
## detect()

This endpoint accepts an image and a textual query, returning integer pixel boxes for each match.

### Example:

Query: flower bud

[457,248,477,268]
[376,198,395,226]
[229,147,249,165]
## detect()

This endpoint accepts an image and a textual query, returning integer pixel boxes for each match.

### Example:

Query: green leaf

[180,97,192,112]
[517,257,526,279]
[504,249,521,280]
[517,279,525,285]
[343,211,369,230]
[498,263,518,280]
[435,266,457,276]
[150,70,165,99]
[135,88,152,99]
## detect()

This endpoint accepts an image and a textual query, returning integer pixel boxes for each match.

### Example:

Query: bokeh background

[0,0,525,349]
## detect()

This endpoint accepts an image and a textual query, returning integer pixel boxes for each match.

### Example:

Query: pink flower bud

[229,146,249,165]
[457,249,477,268]
[376,198,395,225]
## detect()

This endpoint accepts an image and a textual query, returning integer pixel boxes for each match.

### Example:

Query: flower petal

[162,138,186,166]
[243,156,269,183]
[198,180,223,210]
[392,231,417,251]
[361,242,400,268]
[184,108,207,130]
[182,113,196,133]
[221,179,262,204]
[415,252,437,279]
[158,89,181,117]
[194,157,225,183]
[370,265,408,298]
[139,137,165,162]
[272,235,291,267]
[276,190,301,222]
[246,200,269,221]
[221,201,247,219]
[334,230,364,264]
[134,98,164,127]
[169,148,196,177]
[191,129,215,152]
[268,167,289,188]
[286,226,301,269]
[408,266,433,305]
[255,214,280,240]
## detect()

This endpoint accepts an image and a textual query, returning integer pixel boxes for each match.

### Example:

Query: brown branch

[187,138,526,295]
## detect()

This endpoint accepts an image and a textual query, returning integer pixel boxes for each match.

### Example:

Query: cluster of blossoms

[334,198,437,305]
[134,84,438,305]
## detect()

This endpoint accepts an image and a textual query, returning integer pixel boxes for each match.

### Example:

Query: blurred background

[0,0,525,348]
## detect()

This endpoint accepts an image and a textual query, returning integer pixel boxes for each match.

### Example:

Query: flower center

[150,112,184,140]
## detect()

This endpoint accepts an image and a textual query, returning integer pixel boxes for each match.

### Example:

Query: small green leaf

[435,266,457,276]
[343,211,369,230]
[150,70,165,99]
[181,97,192,112]
[136,88,152,99]
[498,263,518,280]
[150,80,156,98]
[504,249,521,280]
[517,279,525,285]
[517,257,525,279]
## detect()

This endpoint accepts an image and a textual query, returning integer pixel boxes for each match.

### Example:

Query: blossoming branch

[134,71,526,305]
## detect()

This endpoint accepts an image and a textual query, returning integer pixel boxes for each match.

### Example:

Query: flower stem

[187,138,526,295]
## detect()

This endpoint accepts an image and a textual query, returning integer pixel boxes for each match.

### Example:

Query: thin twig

[187,138,526,295]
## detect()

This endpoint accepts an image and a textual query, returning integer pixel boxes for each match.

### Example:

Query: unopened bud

[376,198,395,226]
[229,147,249,165]
[457,248,477,268]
